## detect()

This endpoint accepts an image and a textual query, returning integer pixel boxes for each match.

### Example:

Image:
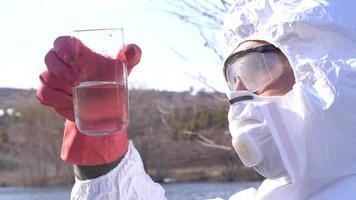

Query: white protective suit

[70,0,356,199]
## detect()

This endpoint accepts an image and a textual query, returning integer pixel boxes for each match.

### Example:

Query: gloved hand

[36,36,141,166]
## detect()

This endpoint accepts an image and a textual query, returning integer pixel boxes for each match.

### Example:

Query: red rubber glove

[36,36,141,165]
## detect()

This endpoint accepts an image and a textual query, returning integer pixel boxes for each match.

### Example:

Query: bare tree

[150,0,233,92]
[154,0,232,61]
[156,91,232,151]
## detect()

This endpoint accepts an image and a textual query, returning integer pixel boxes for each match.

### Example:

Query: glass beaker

[71,28,128,136]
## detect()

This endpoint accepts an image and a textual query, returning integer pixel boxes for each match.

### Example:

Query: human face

[226,41,295,96]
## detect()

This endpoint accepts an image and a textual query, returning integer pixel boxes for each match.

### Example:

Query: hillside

[0,88,262,186]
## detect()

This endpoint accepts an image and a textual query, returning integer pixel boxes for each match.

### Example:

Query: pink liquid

[74,81,128,136]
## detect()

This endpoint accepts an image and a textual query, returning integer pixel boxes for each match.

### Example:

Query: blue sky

[0,0,228,92]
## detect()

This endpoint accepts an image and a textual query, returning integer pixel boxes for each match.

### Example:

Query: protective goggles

[223,44,286,92]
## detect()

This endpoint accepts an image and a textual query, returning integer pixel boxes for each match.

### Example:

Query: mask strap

[229,95,254,104]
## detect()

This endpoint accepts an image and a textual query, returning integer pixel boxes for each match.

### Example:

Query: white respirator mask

[227,90,291,181]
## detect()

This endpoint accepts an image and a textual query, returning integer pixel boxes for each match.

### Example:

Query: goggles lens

[224,44,286,92]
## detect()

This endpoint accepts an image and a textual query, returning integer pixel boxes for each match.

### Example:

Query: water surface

[0,181,260,200]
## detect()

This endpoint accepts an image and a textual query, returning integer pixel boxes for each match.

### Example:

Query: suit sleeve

[70,141,167,200]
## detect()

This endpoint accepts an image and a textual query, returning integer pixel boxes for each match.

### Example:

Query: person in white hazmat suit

[36,0,356,199]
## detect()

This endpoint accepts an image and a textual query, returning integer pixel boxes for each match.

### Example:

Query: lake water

[0,182,260,200]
